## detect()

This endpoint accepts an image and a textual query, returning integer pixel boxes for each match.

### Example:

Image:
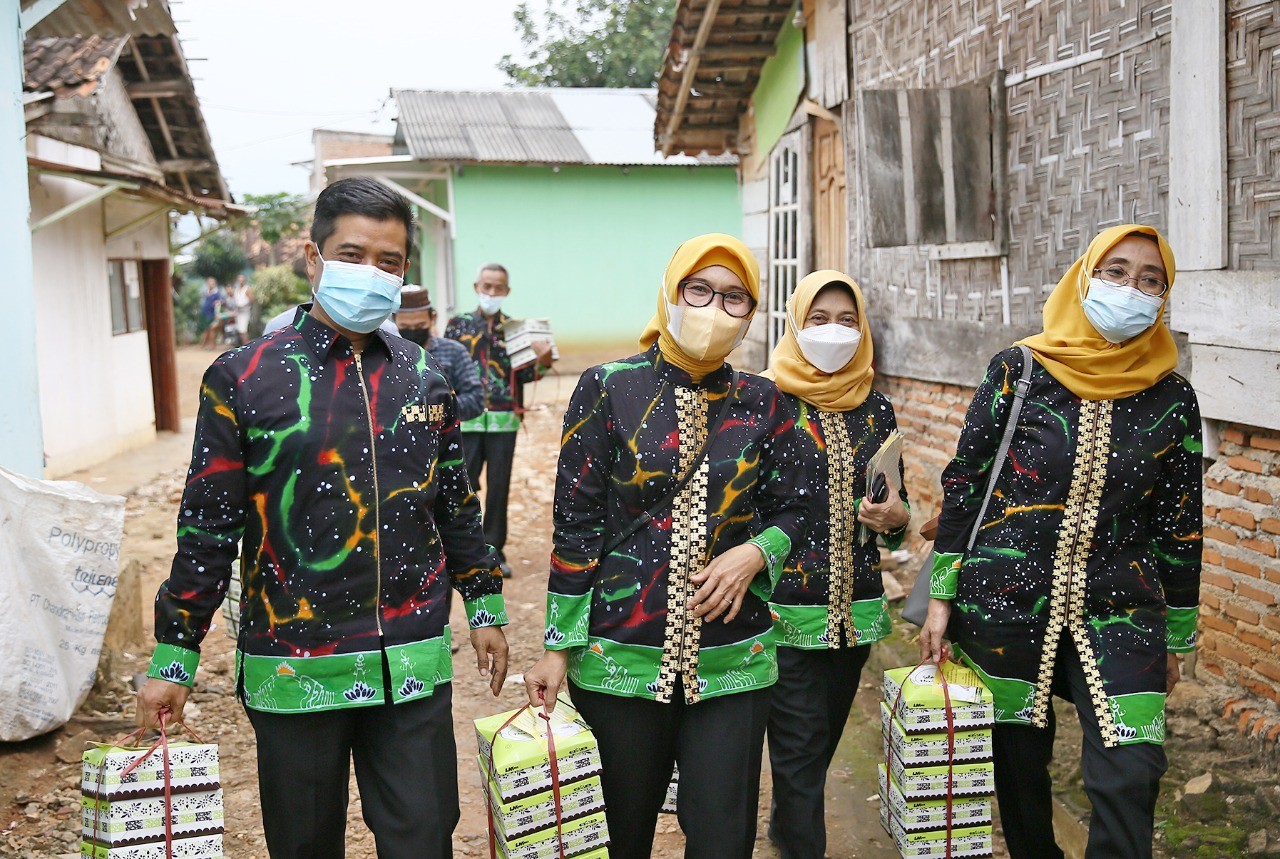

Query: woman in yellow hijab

[525,234,808,859]
[760,270,910,859]
[920,225,1202,858]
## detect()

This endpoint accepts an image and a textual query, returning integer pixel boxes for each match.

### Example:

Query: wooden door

[812,116,847,272]
[141,258,180,432]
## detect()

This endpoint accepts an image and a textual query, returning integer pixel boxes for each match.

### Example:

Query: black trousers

[992,639,1167,859]
[569,680,771,859]
[462,430,517,561]
[244,683,458,859]
[766,644,872,859]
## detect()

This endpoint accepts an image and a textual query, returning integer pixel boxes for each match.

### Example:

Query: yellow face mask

[666,301,749,362]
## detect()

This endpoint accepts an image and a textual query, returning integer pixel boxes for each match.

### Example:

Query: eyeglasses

[678,280,756,318]
[1092,266,1168,298]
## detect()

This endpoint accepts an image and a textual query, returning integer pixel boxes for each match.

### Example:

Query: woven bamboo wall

[846,0,1176,325]
[1227,0,1280,271]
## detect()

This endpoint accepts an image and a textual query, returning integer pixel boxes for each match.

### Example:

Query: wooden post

[142,258,181,432]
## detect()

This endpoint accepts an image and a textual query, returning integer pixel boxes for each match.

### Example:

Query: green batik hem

[147,643,200,687]
[930,551,961,599]
[953,645,1035,724]
[461,411,521,433]
[1166,605,1198,652]
[1108,692,1167,745]
[464,593,508,628]
[544,590,591,649]
[568,634,777,701]
[770,597,891,649]
[747,526,792,599]
[239,639,451,714]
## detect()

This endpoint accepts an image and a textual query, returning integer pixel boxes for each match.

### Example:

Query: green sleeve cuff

[463,593,508,629]
[544,591,592,650]
[929,551,961,599]
[880,499,911,551]
[147,643,200,687]
[1166,605,1198,652]
[747,526,792,599]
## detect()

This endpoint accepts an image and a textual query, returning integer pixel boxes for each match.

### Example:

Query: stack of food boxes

[475,703,609,859]
[503,318,559,370]
[81,740,223,858]
[878,662,995,858]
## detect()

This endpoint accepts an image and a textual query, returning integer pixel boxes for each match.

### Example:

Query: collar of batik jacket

[147,307,507,714]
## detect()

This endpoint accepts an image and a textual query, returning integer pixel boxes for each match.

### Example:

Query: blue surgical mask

[313,245,403,334]
[477,293,505,316]
[1081,278,1164,343]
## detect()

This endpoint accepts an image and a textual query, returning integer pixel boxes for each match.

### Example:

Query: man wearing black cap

[396,286,485,421]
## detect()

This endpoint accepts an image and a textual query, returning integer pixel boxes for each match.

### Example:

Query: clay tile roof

[655,0,794,156]
[23,34,128,99]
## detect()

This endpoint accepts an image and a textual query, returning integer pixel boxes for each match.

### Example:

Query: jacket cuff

[1166,605,1198,652]
[544,591,592,649]
[880,499,912,551]
[463,593,508,629]
[929,551,962,599]
[147,643,200,687]
[747,526,791,599]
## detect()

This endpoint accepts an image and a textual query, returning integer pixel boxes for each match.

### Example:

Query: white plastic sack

[0,465,125,741]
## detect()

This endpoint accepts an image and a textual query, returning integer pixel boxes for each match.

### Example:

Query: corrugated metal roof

[392,88,736,167]
[21,0,176,38]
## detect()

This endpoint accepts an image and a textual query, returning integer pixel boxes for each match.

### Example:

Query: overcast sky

[174,0,526,198]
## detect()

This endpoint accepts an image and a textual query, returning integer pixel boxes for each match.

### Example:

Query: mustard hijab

[762,270,876,411]
[1018,224,1178,400]
[639,233,761,379]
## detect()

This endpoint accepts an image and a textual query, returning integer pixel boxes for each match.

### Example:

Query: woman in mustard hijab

[919,226,1202,858]
[761,271,909,859]
[524,234,808,859]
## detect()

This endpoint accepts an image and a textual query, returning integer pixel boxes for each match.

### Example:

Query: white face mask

[788,304,862,373]
[477,293,505,315]
[666,301,749,361]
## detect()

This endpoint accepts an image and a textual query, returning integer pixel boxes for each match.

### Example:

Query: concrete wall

[27,137,162,477]
[448,163,742,360]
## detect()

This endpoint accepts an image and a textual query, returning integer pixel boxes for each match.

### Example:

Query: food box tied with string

[81,740,222,859]
[879,661,995,859]
[474,702,608,859]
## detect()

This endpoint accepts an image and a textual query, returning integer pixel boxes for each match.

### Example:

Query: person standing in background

[198,277,221,349]
[397,285,484,422]
[446,264,556,577]
[231,273,253,346]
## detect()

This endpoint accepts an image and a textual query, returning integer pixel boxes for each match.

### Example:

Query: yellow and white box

[882,663,994,734]
[878,761,991,833]
[493,809,609,859]
[479,763,605,840]
[475,705,603,803]
[879,702,993,765]
[81,741,222,859]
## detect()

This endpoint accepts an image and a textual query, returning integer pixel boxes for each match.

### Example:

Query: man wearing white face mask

[137,178,510,859]
[760,271,910,859]
[445,264,556,577]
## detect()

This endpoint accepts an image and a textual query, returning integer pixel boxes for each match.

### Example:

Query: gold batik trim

[1031,400,1119,744]
[653,386,711,704]
[821,411,857,648]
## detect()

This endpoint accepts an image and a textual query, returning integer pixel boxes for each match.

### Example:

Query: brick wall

[874,373,975,519]
[1198,424,1280,703]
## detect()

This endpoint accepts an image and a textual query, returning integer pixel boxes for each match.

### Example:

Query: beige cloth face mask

[666,301,749,362]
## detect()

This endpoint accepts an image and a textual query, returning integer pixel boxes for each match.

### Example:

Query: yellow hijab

[639,233,761,379]
[762,270,876,411]
[1018,224,1178,400]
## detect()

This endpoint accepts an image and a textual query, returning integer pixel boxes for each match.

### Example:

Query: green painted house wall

[443,163,741,350]
[751,1,805,159]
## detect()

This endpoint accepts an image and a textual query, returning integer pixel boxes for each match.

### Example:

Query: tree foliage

[499,0,676,88]
[243,192,307,247]
[190,232,249,286]
[252,264,312,322]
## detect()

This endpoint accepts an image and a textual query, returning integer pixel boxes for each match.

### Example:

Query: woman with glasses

[524,233,808,859]
[919,225,1202,858]
[759,271,909,859]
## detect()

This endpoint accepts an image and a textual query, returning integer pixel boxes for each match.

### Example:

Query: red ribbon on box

[887,659,959,859]
[484,695,567,859]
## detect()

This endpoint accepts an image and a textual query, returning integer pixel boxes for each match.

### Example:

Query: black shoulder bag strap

[598,371,739,560]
